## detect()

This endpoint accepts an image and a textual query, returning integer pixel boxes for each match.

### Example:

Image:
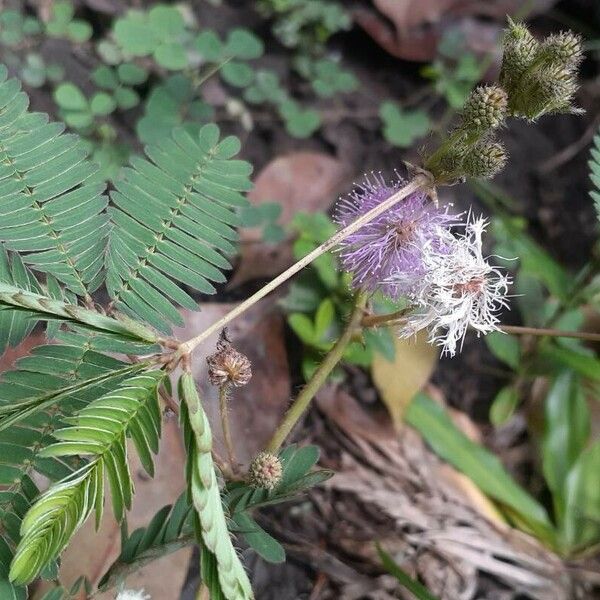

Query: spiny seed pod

[206,330,252,388]
[248,452,282,490]
[462,85,508,131]
[500,18,539,87]
[539,31,582,67]
[521,66,580,118]
[462,141,507,179]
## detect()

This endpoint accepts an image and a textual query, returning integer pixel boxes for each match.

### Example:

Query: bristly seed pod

[500,17,539,87]
[539,31,583,67]
[206,329,252,388]
[248,452,283,490]
[462,140,507,179]
[462,85,508,131]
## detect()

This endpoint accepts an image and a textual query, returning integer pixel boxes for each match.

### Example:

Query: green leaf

[92,66,119,90]
[378,545,440,600]
[542,371,590,524]
[379,101,430,147]
[314,298,335,340]
[117,63,148,85]
[489,386,519,426]
[195,31,224,61]
[154,42,188,70]
[106,124,252,332]
[114,14,159,57]
[279,101,320,138]
[97,40,122,65]
[485,331,521,369]
[225,29,264,59]
[280,445,320,489]
[114,87,140,110]
[539,344,600,381]
[562,441,600,554]
[288,313,316,345]
[221,62,255,87]
[98,494,194,591]
[9,371,164,585]
[67,20,92,43]
[53,82,88,111]
[148,5,185,38]
[90,92,116,116]
[233,513,285,563]
[406,394,554,540]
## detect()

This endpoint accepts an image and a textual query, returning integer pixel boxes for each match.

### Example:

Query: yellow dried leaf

[371,331,437,428]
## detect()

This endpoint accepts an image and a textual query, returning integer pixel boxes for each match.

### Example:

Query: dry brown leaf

[354,0,557,62]
[371,331,437,428]
[229,152,350,288]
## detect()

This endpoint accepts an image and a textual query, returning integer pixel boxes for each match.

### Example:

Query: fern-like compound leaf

[8,370,164,585]
[0,66,109,299]
[0,244,41,355]
[589,127,600,223]
[106,124,252,332]
[0,344,130,590]
[179,372,253,600]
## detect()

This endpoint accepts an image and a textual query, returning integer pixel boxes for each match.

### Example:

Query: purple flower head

[334,173,455,299]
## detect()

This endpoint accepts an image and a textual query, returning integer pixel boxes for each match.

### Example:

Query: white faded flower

[398,216,511,356]
[116,590,150,600]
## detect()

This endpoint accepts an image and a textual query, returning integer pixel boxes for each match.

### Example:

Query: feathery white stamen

[398,216,511,356]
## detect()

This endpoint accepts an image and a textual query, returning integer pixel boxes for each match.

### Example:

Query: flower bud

[539,31,582,67]
[206,331,252,388]
[462,141,507,179]
[248,452,282,490]
[462,85,508,131]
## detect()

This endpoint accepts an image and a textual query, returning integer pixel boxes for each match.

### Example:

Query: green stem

[219,385,237,472]
[265,291,368,453]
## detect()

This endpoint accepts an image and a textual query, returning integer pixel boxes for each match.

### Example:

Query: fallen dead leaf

[371,331,437,429]
[229,152,350,288]
[354,0,557,62]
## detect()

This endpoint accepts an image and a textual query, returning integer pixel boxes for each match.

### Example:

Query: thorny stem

[265,291,368,453]
[219,385,237,473]
[176,175,431,359]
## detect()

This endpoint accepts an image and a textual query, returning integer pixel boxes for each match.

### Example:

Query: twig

[177,175,431,357]
[501,324,600,342]
[265,292,368,453]
[361,307,412,328]
[219,385,237,473]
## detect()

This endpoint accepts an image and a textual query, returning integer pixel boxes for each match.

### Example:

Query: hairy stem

[361,307,413,328]
[266,292,368,453]
[219,385,237,473]
[177,175,430,357]
[501,324,600,342]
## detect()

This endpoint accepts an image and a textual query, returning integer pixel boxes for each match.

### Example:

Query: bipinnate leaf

[8,371,164,585]
[106,124,252,333]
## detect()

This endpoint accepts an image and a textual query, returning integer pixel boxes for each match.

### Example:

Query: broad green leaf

[233,513,285,563]
[485,331,521,369]
[90,92,116,116]
[54,82,87,110]
[562,441,600,554]
[490,386,519,426]
[543,372,590,524]
[379,101,430,147]
[225,28,264,59]
[539,344,600,381]
[406,394,554,540]
[221,62,255,87]
[154,42,188,70]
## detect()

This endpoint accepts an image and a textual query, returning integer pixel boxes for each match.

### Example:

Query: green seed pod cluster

[424,86,508,182]
[462,85,508,131]
[462,140,508,179]
[500,18,582,120]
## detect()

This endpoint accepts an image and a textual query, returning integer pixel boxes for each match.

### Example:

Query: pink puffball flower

[334,173,455,299]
